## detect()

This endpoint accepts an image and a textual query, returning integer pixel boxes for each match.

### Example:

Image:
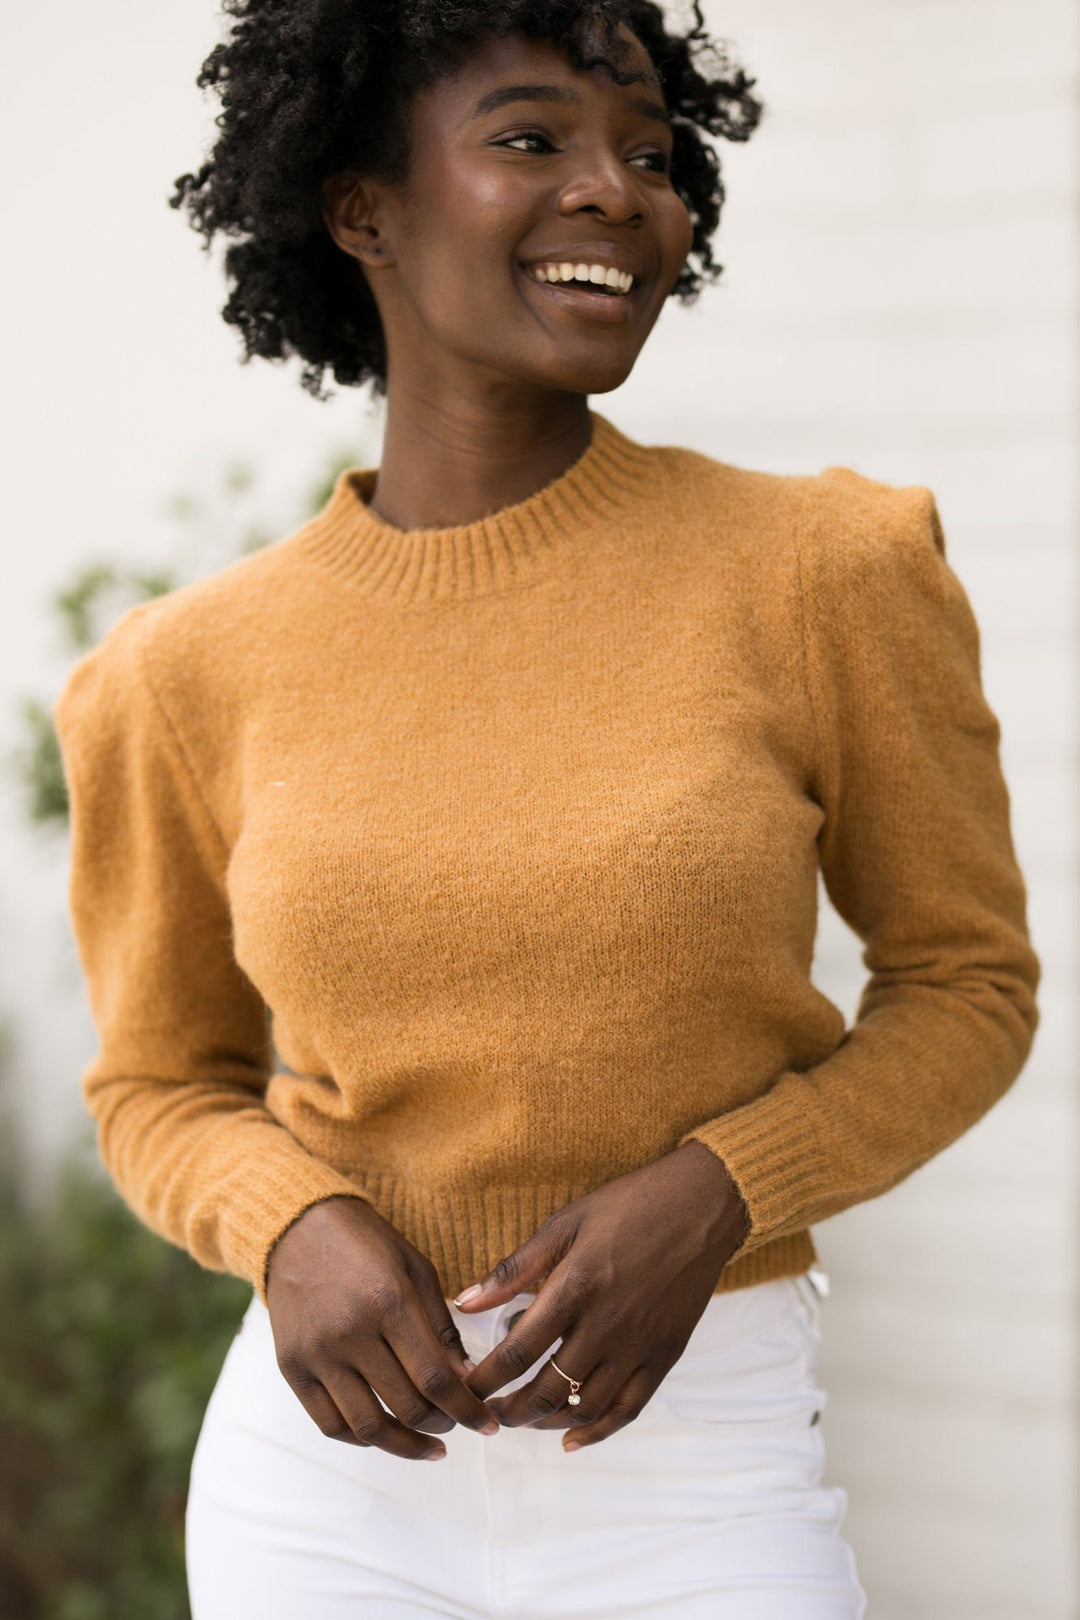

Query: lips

[517,245,646,321]
[519,269,639,322]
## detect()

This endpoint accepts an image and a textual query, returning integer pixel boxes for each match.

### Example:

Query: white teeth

[529,261,636,294]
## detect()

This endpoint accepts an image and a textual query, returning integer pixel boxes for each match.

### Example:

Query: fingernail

[454,1284,484,1305]
[563,1440,582,1452]
[462,1356,477,1372]
[425,1446,447,1461]
[479,1420,499,1436]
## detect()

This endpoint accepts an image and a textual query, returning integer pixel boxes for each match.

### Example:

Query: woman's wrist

[673,1139,752,1253]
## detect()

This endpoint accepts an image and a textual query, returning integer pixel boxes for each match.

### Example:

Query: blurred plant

[0,1080,250,1620]
[1,429,379,1617]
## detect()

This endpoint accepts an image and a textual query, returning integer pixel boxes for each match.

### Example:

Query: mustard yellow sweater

[53,412,1040,1307]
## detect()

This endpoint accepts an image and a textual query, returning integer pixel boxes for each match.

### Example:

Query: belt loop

[807,1266,831,1299]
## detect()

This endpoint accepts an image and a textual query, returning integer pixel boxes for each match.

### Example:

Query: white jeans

[186,1269,867,1618]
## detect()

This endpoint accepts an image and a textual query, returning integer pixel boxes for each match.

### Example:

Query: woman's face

[328,26,695,398]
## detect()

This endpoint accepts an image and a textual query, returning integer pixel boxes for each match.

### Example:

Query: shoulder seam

[134,624,231,865]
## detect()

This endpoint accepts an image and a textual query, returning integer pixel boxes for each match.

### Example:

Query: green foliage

[13,698,69,827]
[53,563,180,656]
[0,1118,250,1620]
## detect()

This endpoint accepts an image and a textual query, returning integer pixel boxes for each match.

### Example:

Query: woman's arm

[678,473,1041,1259]
[54,603,371,1303]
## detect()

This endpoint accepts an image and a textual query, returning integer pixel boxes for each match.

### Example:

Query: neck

[368,384,594,532]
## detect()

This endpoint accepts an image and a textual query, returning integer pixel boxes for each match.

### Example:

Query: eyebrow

[467,82,671,127]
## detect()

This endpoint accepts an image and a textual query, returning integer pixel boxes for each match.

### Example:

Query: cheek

[661,193,696,276]
[403,227,531,349]
[400,160,531,297]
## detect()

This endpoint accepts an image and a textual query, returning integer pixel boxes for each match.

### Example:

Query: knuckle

[436,1321,466,1355]
[604,1406,637,1432]
[310,1335,342,1366]
[652,1334,685,1367]
[316,1411,352,1441]
[655,1348,683,1375]
[526,1388,563,1418]
[415,1364,456,1404]
[568,1403,604,1426]
[416,1255,442,1287]
[556,1267,593,1310]
[366,1282,408,1324]
[349,1414,387,1446]
[491,1255,520,1288]
[611,1394,648,1430]
[313,1319,355,1360]
[397,1398,438,1428]
[496,1339,533,1377]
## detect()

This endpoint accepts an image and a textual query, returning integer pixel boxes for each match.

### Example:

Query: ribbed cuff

[212,1137,376,1306]
[677,1087,832,1263]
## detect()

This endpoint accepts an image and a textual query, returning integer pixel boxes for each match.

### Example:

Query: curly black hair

[169,0,765,400]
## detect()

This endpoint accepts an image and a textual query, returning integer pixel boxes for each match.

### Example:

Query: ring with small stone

[550,1358,583,1406]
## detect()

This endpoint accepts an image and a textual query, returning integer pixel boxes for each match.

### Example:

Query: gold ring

[550,1358,583,1406]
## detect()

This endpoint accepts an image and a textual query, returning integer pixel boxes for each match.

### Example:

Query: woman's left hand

[455,1141,752,1450]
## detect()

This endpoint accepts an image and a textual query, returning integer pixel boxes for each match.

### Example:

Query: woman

[53,0,1040,1615]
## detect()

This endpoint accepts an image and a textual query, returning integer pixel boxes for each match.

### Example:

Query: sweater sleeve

[54,605,372,1303]
[679,475,1041,1261]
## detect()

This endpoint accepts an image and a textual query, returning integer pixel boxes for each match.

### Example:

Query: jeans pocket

[651,1280,823,1434]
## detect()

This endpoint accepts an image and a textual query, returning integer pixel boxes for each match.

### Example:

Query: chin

[533,352,640,395]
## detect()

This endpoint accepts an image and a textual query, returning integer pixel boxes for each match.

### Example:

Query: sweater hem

[328,1169,818,1301]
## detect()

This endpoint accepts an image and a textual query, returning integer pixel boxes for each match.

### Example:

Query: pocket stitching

[650,1283,822,1428]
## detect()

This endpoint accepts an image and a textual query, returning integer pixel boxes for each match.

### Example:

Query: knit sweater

[53,411,1041,1307]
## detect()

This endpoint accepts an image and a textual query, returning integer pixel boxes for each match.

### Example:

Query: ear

[320,170,395,269]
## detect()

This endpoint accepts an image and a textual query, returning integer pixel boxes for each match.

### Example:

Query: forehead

[416,26,663,119]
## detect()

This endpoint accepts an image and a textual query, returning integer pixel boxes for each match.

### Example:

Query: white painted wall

[2,1,1075,1613]
[660,2,1077,1614]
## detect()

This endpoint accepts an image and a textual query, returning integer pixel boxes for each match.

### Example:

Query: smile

[518,259,641,324]
[529,262,636,295]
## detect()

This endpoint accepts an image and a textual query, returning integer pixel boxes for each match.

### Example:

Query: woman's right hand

[265,1195,502,1461]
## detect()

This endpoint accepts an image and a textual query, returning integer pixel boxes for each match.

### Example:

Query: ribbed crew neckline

[293,409,657,606]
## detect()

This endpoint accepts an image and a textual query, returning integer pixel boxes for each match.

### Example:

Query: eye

[630,149,671,174]
[490,130,558,154]
[488,130,670,171]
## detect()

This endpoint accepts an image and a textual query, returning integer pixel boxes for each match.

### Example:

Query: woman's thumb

[452,1221,571,1310]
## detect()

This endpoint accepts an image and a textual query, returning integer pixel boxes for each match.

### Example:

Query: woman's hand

[265,1195,502,1461]
[455,1142,751,1450]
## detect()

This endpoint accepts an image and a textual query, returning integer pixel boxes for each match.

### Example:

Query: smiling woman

[52,0,1041,1616]
[311,25,702,432]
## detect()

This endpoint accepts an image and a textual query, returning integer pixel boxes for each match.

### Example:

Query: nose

[556,151,647,226]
